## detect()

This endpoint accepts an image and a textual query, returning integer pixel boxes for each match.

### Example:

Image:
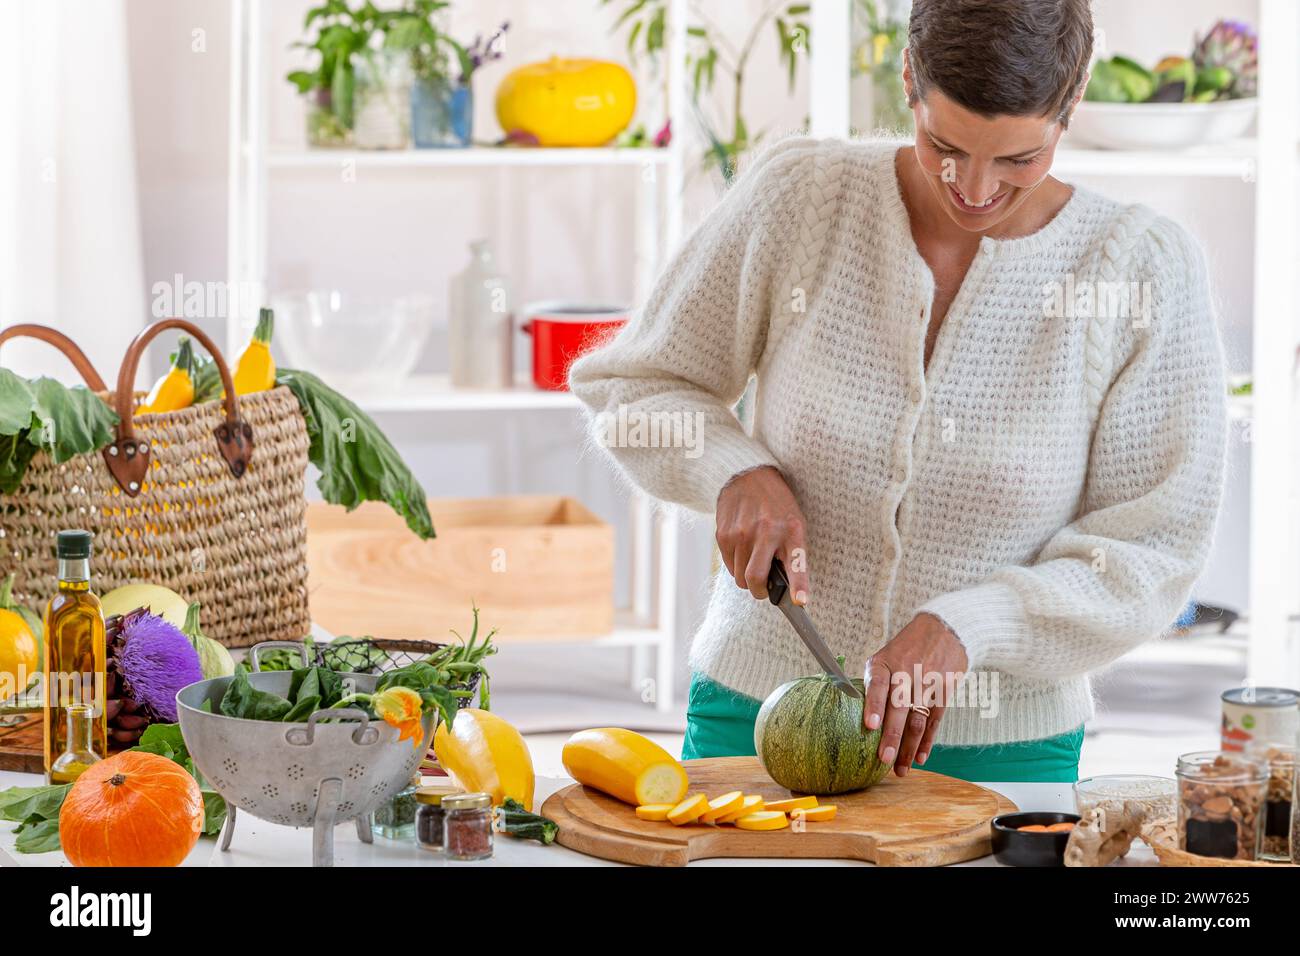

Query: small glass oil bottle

[49,703,101,784]
[43,530,107,782]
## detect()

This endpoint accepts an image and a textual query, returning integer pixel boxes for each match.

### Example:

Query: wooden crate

[306,496,615,642]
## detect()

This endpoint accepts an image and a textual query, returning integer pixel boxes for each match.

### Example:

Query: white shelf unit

[226,0,691,712]
[810,0,1299,683]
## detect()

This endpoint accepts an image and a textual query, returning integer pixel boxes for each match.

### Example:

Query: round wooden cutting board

[541,756,1018,867]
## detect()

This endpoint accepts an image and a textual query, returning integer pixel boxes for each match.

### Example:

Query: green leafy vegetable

[496,798,559,845]
[0,784,69,823]
[14,818,62,853]
[219,670,293,721]
[276,367,434,539]
[0,370,119,493]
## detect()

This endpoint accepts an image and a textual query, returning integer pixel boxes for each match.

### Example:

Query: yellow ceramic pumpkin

[495,57,637,147]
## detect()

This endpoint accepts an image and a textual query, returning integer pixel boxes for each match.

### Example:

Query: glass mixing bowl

[273,290,435,393]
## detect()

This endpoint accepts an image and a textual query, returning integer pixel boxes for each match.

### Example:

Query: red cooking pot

[522,302,628,391]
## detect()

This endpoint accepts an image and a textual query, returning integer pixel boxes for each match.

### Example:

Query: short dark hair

[907,0,1093,125]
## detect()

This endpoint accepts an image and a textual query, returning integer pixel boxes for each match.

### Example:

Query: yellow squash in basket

[495,57,636,147]
[433,708,536,811]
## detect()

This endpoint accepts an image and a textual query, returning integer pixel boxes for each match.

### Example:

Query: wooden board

[0,713,43,774]
[306,497,614,641]
[541,756,1018,867]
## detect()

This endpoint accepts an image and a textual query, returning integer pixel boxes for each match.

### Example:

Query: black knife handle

[767,557,789,606]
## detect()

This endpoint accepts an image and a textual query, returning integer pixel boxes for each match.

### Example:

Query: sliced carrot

[717,795,766,824]
[666,792,710,825]
[764,795,818,813]
[1017,824,1050,832]
[791,804,837,822]
[635,803,675,822]
[699,790,745,823]
[735,810,789,831]
[1045,822,1076,833]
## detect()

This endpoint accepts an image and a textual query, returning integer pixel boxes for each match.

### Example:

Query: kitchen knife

[766,558,863,698]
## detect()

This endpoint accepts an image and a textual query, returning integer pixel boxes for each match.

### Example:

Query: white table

[0,768,1158,867]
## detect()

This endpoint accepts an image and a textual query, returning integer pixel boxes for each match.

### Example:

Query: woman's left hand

[863,613,969,776]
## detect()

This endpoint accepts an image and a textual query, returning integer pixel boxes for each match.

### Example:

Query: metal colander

[175,643,434,867]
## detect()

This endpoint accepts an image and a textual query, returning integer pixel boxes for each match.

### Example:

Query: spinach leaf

[0,784,69,823]
[283,695,322,723]
[276,367,434,540]
[288,665,343,709]
[13,817,62,854]
[219,670,293,721]
[200,791,228,836]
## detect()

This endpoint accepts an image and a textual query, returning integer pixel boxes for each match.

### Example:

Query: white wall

[124,0,1260,675]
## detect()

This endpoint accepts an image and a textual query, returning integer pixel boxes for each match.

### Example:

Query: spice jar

[1247,741,1294,862]
[414,784,461,852]
[373,773,421,841]
[1175,751,1268,861]
[443,792,494,861]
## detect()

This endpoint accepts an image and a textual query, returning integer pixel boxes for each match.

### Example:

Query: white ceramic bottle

[449,240,512,389]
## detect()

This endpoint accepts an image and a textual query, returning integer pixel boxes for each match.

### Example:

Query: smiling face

[904,53,1078,234]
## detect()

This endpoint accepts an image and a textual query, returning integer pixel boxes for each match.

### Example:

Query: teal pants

[682,673,1084,783]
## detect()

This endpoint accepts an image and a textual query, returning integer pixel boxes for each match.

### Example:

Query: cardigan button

[894,465,907,483]
[910,386,923,404]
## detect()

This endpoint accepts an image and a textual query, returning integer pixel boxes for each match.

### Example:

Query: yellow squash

[561,727,688,806]
[433,708,535,811]
[136,337,195,415]
[232,308,276,395]
[495,57,636,147]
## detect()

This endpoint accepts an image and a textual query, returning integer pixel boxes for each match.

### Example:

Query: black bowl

[990,811,1081,867]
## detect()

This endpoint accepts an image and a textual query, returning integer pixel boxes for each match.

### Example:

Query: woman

[570,0,1226,783]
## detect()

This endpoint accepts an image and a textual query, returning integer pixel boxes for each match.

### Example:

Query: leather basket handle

[0,324,110,392]
[106,318,254,496]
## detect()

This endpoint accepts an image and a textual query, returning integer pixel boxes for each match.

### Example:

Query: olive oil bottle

[43,530,107,782]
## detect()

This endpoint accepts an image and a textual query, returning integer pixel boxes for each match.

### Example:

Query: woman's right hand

[715,466,811,605]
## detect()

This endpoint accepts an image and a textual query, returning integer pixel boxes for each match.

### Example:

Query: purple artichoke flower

[116,607,204,722]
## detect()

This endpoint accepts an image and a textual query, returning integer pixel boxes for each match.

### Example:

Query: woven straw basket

[0,319,311,648]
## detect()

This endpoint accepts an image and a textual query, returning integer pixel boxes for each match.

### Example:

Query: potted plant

[287,1,393,147]
[398,10,507,149]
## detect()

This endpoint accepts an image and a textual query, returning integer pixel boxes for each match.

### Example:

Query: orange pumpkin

[59,751,204,867]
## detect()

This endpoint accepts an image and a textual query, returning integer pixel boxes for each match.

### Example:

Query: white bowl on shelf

[272,290,435,394]
[1066,98,1257,151]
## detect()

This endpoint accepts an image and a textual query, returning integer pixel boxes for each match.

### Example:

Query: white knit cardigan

[570,137,1227,746]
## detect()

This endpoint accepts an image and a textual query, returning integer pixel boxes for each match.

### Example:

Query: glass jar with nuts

[1175,751,1268,861]
[1246,742,1295,862]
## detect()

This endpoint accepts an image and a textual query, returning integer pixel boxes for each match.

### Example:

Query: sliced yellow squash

[735,811,789,831]
[562,728,689,806]
[666,793,709,825]
[717,794,766,824]
[764,795,818,813]
[791,804,837,822]
[699,790,745,823]
[635,803,675,822]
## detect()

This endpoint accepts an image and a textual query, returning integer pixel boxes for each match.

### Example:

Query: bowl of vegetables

[1069,20,1257,150]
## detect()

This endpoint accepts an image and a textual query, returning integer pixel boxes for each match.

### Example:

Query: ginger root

[1064,799,1150,867]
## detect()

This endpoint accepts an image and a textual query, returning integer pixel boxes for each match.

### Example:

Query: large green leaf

[276,367,434,540]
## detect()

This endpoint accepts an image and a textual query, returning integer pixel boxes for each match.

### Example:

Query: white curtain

[0,0,144,387]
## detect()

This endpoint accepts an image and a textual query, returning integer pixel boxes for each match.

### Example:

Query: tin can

[1221,687,1300,752]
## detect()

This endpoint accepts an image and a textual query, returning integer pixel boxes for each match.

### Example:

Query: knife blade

[766,558,863,698]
